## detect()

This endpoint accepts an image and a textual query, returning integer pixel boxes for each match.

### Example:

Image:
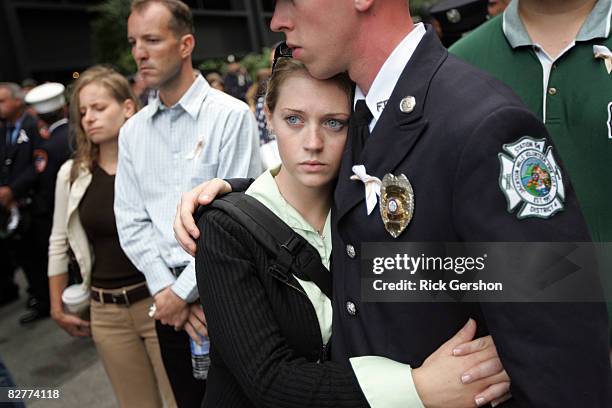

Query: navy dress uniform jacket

[330,27,612,407]
[30,121,70,216]
[0,113,40,201]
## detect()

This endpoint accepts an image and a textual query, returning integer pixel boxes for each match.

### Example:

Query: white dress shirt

[115,75,263,302]
[354,23,426,132]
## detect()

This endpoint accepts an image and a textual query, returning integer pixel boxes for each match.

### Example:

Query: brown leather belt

[91,284,150,306]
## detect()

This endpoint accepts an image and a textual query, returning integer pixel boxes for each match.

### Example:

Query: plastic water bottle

[190,334,210,380]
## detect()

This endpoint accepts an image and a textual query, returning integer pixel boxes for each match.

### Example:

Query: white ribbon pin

[594,45,612,74]
[350,165,382,215]
[185,136,204,160]
[16,129,29,144]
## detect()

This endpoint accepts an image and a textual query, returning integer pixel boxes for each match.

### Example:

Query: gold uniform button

[548,87,557,96]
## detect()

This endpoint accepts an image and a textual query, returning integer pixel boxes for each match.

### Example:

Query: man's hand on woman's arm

[174,178,232,256]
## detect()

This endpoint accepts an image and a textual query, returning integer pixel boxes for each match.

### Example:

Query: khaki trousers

[91,284,176,408]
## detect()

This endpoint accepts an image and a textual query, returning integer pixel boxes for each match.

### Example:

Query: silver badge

[380,174,415,238]
[399,96,416,113]
[446,9,461,24]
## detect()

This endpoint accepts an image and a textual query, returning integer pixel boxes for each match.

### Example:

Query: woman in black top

[196,58,511,407]
[48,66,175,407]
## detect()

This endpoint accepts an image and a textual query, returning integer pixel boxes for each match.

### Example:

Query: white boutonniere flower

[350,165,382,215]
[16,129,29,144]
[593,45,612,74]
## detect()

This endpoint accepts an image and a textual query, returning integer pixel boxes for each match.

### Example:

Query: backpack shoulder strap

[200,193,333,299]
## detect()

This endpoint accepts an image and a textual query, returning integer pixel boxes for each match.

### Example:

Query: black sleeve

[454,106,612,407]
[8,165,36,200]
[226,178,255,193]
[10,121,41,200]
[196,209,368,408]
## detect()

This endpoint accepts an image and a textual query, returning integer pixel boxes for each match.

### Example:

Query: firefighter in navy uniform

[19,83,71,324]
[429,0,488,47]
[176,1,612,405]
[0,82,41,306]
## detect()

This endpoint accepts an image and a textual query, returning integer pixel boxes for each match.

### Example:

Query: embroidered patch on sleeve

[33,149,48,174]
[498,136,565,219]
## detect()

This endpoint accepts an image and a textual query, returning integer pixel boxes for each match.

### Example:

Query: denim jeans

[0,355,25,408]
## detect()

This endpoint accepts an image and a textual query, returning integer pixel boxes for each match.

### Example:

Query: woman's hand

[452,334,512,407]
[412,319,511,407]
[49,274,91,337]
[51,309,91,337]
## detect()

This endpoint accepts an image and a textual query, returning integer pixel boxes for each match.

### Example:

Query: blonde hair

[69,65,138,183]
[264,58,353,114]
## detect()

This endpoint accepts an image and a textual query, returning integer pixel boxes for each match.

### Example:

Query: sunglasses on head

[271,42,293,72]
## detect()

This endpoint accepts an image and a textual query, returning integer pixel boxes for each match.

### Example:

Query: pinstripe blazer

[196,207,368,408]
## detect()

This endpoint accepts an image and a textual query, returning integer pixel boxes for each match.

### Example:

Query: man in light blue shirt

[115,1,261,405]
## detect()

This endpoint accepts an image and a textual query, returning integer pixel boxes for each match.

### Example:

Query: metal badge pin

[380,173,415,238]
[399,96,416,113]
[446,8,461,24]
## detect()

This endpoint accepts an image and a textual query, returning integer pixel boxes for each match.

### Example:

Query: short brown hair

[265,58,353,114]
[131,0,194,37]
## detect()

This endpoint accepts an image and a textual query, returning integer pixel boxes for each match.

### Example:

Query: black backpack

[196,193,332,299]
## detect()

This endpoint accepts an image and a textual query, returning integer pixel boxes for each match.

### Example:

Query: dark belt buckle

[111,290,130,306]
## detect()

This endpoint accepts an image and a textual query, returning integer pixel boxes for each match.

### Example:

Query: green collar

[245,166,332,242]
[503,0,612,48]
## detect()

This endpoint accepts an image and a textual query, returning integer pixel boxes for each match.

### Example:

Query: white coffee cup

[62,283,90,316]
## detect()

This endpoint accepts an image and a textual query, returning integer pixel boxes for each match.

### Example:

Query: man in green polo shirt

[451,0,612,346]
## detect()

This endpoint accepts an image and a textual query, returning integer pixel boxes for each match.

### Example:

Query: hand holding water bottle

[151,302,210,379]
[185,303,208,340]
[187,304,209,380]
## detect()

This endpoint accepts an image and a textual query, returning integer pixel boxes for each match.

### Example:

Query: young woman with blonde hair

[48,65,176,407]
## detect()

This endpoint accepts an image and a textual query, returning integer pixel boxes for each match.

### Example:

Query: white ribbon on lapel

[350,165,381,215]
[594,45,612,74]
[16,129,29,144]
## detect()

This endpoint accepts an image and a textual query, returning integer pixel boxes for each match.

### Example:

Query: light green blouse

[246,166,333,345]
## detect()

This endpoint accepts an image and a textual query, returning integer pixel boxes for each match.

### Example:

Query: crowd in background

[0,34,274,321]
